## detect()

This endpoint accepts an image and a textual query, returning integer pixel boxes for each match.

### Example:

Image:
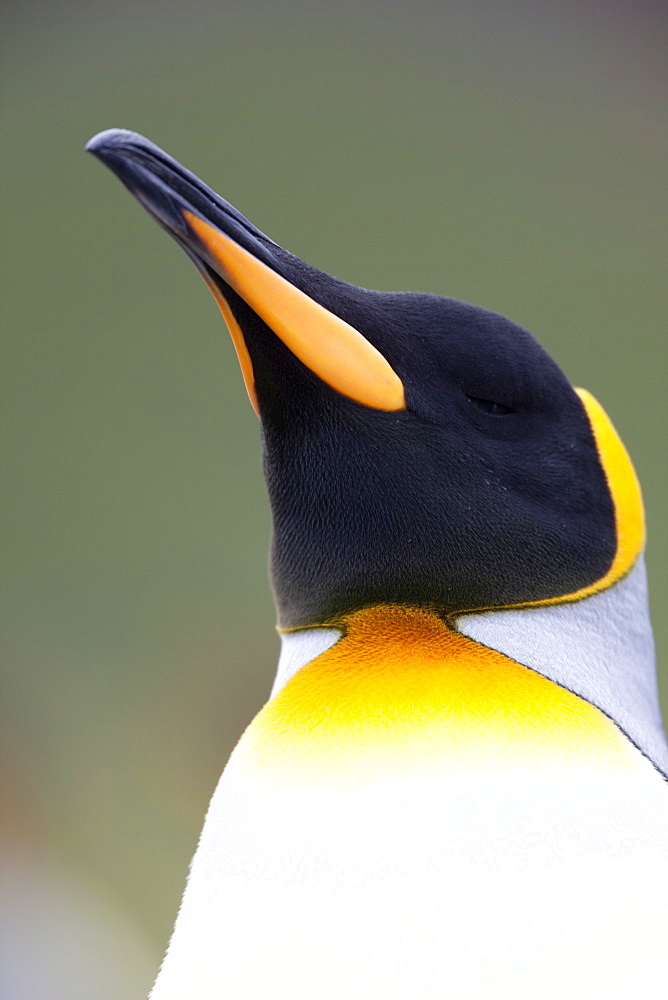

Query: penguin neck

[270,555,667,777]
[458,555,667,777]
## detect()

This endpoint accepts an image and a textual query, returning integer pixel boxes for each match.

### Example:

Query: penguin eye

[466,395,513,416]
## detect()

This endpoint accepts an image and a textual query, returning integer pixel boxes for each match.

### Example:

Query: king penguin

[87,130,668,999]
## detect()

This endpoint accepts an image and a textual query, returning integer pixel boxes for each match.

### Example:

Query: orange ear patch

[570,388,644,595]
[464,388,645,614]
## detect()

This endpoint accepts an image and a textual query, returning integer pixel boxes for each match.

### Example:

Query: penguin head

[87,130,643,628]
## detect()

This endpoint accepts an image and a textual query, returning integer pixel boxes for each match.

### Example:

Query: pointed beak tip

[85,128,144,157]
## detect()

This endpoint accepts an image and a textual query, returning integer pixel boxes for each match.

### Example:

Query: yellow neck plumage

[238,605,640,785]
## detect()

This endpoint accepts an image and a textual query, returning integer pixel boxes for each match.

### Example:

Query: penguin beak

[86,129,405,416]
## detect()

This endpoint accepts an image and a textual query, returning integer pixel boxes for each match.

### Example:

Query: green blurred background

[2,1,666,996]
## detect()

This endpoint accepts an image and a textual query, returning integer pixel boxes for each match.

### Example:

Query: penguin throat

[239,605,640,785]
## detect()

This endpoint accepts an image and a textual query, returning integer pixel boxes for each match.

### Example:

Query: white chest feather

[153,761,668,999]
[151,587,668,999]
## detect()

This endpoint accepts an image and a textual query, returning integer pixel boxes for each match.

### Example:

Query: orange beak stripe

[199,268,260,416]
[185,211,406,413]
